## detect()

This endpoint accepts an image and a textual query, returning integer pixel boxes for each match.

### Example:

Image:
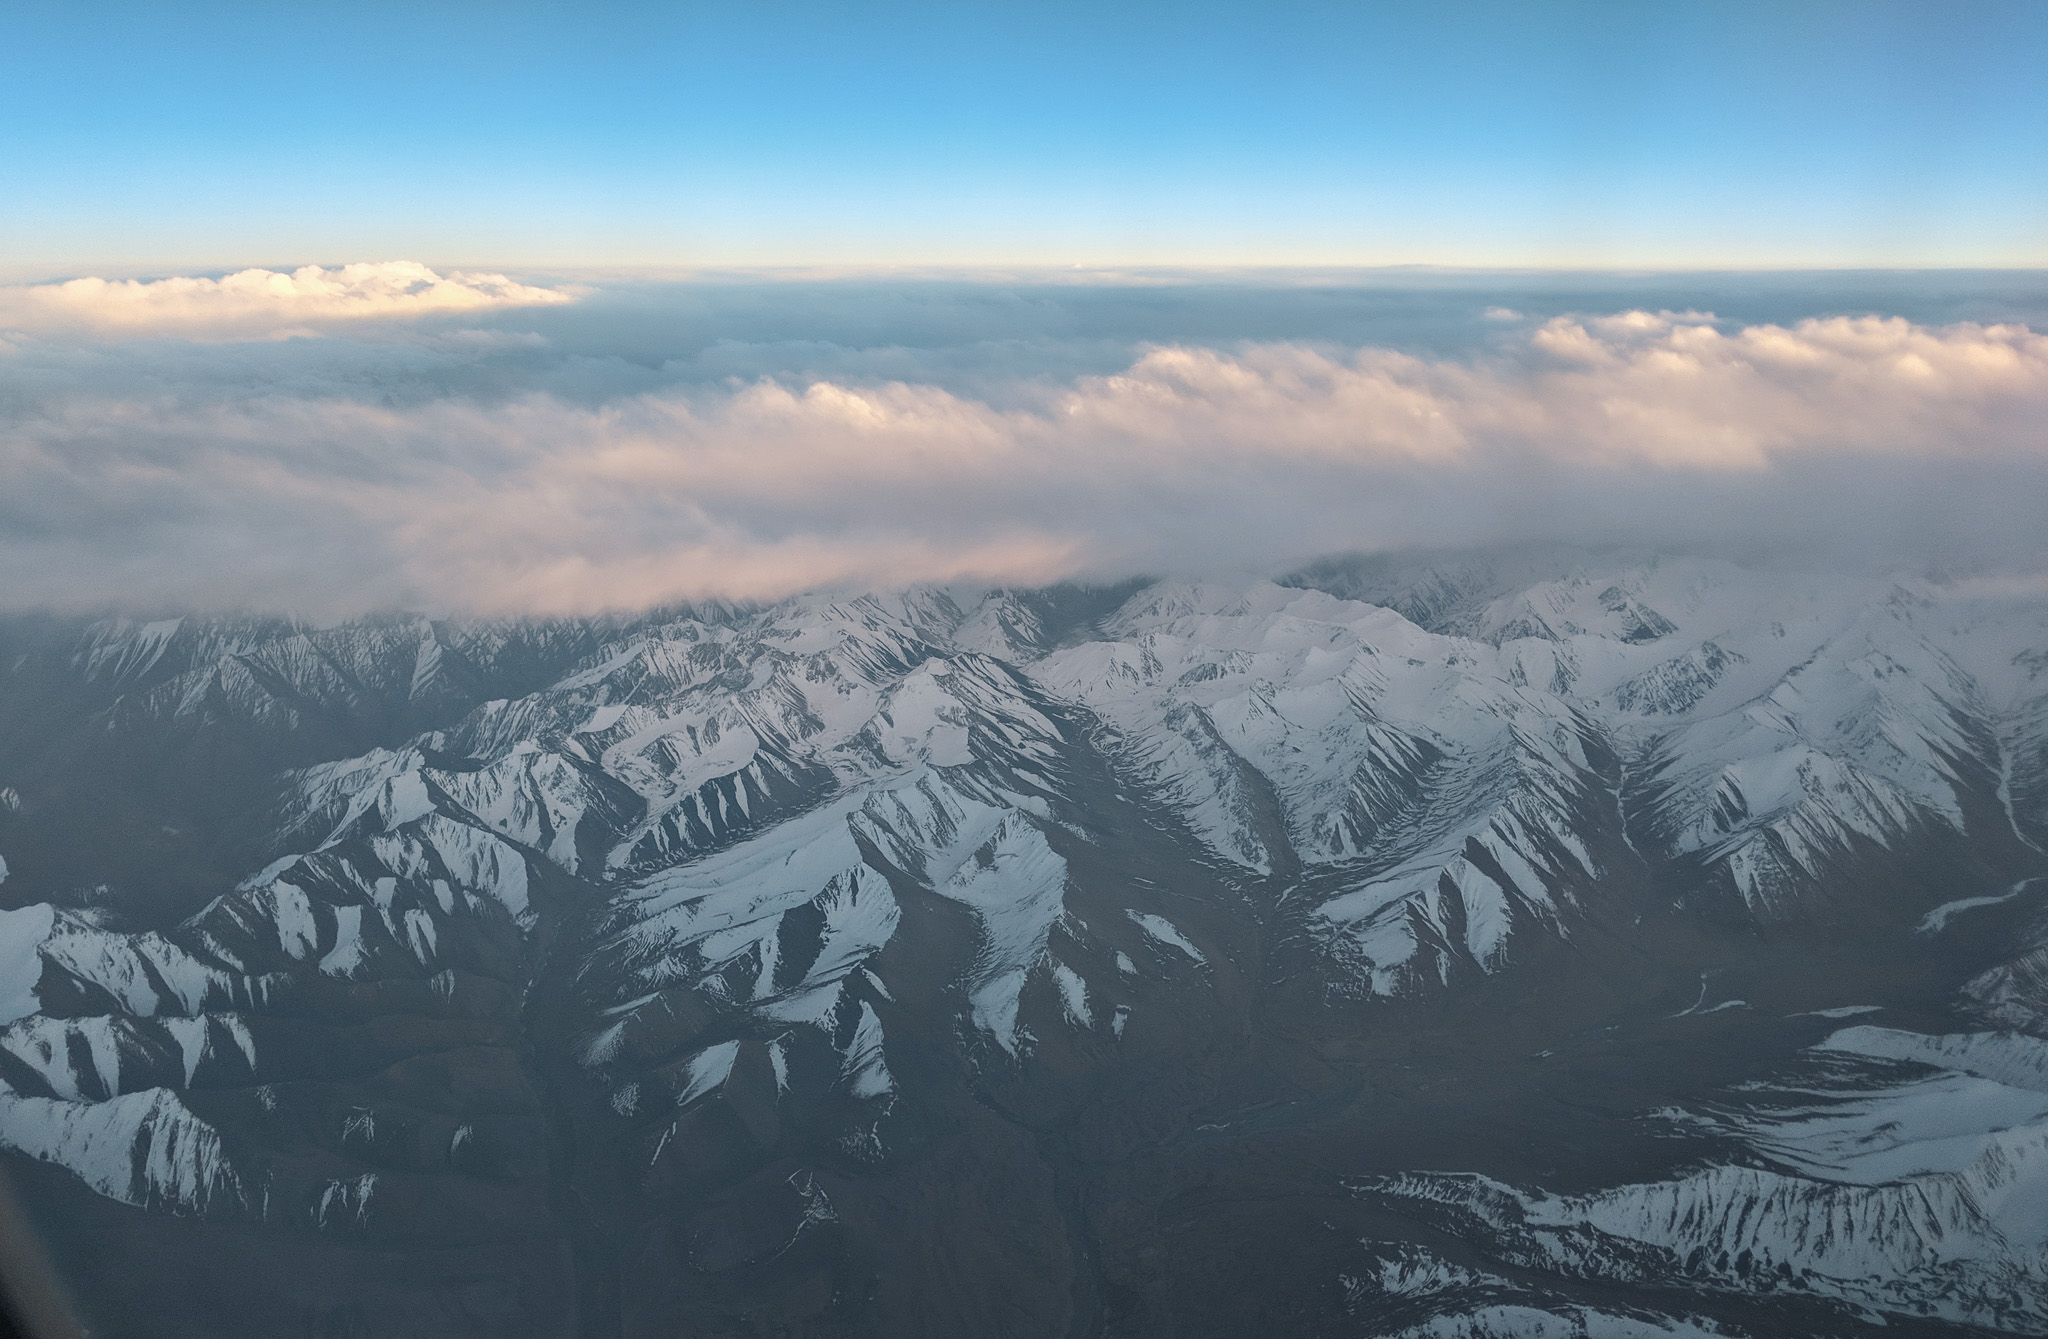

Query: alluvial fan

[0,550,2045,1338]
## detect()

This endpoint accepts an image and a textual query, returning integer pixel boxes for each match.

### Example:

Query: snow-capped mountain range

[0,549,2044,1338]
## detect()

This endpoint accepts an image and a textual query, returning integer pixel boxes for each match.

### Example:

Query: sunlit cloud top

[2,269,2045,616]
[2,263,576,337]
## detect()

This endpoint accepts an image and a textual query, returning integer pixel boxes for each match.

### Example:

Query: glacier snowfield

[0,550,2044,1337]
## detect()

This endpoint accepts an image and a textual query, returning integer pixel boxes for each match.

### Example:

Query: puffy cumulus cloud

[1,309,2045,615]
[1034,311,2048,472]
[0,262,575,338]
[1512,311,2048,467]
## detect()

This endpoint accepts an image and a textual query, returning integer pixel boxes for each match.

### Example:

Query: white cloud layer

[2,309,2044,614]
[0,262,574,336]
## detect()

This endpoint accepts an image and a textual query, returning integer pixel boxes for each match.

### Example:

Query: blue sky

[5,0,2046,272]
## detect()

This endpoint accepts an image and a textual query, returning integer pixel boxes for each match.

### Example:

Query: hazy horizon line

[7,546,2044,629]
[8,260,2048,288]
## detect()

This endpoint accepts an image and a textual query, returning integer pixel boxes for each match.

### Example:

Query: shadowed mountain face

[0,553,2046,1339]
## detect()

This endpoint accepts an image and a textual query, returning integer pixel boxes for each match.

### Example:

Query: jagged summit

[0,552,2045,1337]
